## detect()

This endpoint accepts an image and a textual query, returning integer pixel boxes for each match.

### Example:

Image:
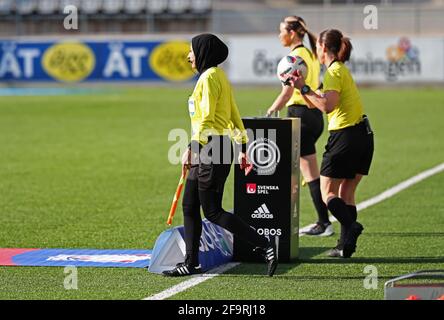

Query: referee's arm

[302,89,339,113]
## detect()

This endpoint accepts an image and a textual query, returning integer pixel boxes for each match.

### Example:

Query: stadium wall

[227,35,444,84]
[0,35,443,85]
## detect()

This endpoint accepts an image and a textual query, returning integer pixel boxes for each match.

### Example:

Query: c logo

[247,138,280,176]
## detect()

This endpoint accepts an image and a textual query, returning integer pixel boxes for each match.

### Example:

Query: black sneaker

[254,239,278,277]
[304,222,334,237]
[265,244,278,277]
[342,222,364,258]
[162,263,202,277]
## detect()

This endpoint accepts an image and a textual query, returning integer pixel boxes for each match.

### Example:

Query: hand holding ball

[277,55,307,85]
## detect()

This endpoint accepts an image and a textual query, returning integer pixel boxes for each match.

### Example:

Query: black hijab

[191,34,229,74]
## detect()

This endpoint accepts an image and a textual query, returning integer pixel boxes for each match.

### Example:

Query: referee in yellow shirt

[287,29,374,258]
[267,16,332,237]
[163,34,278,277]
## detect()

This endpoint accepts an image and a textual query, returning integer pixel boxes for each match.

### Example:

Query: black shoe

[342,222,364,258]
[265,244,278,277]
[162,263,202,277]
[254,239,278,277]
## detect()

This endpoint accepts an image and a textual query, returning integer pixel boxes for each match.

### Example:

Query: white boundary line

[144,162,444,300]
[355,162,444,212]
[300,162,444,234]
[143,262,240,300]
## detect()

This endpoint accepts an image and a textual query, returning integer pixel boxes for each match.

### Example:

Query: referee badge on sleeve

[188,97,195,117]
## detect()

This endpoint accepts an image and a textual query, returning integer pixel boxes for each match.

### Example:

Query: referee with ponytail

[287,29,374,258]
[267,16,332,237]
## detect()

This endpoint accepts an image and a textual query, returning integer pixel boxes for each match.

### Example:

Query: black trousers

[182,136,269,266]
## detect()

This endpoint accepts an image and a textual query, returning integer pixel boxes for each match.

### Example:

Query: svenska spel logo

[246,183,257,194]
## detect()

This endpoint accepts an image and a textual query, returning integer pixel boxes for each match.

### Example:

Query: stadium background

[0,0,443,300]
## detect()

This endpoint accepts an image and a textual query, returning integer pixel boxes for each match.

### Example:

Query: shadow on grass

[299,256,444,265]
[221,247,326,276]
[363,232,444,237]
[218,245,444,277]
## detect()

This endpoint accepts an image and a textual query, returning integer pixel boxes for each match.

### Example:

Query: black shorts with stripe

[287,104,324,157]
[320,121,374,179]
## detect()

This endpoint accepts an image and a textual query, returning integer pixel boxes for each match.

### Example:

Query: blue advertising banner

[0,40,195,82]
[0,248,152,268]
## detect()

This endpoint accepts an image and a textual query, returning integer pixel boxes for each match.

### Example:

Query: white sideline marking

[355,162,444,212]
[143,263,240,300]
[145,162,444,300]
[300,162,444,234]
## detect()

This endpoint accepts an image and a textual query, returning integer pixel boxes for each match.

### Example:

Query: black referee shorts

[320,121,374,179]
[287,104,324,157]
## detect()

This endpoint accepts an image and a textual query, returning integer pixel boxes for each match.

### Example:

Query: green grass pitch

[0,86,443,299]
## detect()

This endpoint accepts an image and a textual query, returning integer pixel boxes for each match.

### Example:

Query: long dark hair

[318,29,352,63]
[283,16,317,58]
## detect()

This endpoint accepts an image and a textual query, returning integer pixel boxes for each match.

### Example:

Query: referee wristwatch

[300,84,311,95]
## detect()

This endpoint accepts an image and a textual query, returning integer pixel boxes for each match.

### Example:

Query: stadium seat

[190,0,212,13]
[38,0,59,14]
[146,0,167,14]
[16,0,37,15]
[59,0,80,13]
[103,0,124,14]
[0,0,13,14]
[125,0,146,14]
[80,0,102,14]
[168,0,190,14]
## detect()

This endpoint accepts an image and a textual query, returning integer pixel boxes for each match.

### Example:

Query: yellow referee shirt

[189,67,247,146]
[286,46,320,107]
[323,61,364,131]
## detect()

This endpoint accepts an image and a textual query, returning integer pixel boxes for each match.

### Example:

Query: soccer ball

[276,55,307,84]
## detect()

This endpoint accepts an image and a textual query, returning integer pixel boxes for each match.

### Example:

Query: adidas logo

[251,204,274,219]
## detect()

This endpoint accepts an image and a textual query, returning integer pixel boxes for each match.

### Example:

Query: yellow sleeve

[323,68,342,93]
[191,74,220,146]
[229,91,249,145]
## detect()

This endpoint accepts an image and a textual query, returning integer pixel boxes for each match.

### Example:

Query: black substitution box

[233,117,300,262]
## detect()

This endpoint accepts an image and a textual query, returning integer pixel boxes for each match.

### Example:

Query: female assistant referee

[266,16,332,237]
[163,34,278,277]
[287,29,374,258]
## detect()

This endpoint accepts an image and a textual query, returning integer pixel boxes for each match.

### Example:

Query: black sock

[326,197,353,227]
[347,205,357,222]
[183,215,201,266]
[307,178,330,224]
[214,210,269,248]
[338,224,346,249]
[338,205,357,249]
[199,190,269,249]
